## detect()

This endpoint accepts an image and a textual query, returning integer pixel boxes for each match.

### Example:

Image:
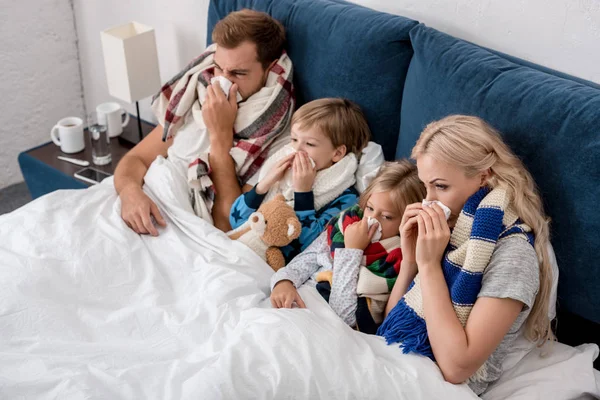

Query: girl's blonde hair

[359,160,426,216]
[411,115,553,345]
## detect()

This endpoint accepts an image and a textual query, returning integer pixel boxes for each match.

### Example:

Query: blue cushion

[398,24,600,324]
[207,0,418,159]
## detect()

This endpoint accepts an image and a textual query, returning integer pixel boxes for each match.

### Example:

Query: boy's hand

[344,218,378,250]
[293,151,317,192]
[256,153,295,195]
[271,280,306,308]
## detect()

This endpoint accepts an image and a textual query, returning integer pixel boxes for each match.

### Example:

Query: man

[114,9,289,235]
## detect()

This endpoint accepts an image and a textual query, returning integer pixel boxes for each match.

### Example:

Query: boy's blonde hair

[359,160,426,215]
[411,115,553,345]
[291,98,371,156]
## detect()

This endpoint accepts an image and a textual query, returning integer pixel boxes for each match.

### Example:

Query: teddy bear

[227,194,301,271]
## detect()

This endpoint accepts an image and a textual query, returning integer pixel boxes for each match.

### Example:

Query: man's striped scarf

[316,205,403,333]
[151,44,294,220]
[377,187,534,369]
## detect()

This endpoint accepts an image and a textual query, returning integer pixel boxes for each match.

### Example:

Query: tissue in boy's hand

[281,144,316,168]
[422,200,451,220]
[367,217,383,242]
[210,76,243,103]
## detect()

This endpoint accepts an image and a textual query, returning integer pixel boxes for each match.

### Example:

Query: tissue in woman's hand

[210,76,243,103]
[367,216,383,242]
[422,200,451,220]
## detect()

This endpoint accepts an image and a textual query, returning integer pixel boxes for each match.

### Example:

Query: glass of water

[87,113,112,165]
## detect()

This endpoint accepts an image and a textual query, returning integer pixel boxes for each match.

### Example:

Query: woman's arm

[419,265,523,383]
[384,260,417,317]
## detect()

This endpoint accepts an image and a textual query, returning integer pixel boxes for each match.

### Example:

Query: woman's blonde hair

[411,115,553,345]
[292,98,371,156]
[359,160,426,216]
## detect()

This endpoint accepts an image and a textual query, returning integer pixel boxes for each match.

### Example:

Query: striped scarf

[317,205,403,333]
[151,44,294,220]
[377,187,534,363]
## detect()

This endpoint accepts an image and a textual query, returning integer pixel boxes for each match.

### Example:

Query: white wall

[72,0,599,143]
[0,0,84,189]
[73,0,210,125]
[349,0,600,85]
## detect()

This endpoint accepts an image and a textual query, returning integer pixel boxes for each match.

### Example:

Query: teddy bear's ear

[286,217,302,240]
[274,194,286,202]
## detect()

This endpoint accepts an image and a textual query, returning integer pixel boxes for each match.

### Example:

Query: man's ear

[332,145,347,163]
[267,58,279,72]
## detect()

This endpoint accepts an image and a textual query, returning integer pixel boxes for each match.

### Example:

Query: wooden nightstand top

[24,116,156,186]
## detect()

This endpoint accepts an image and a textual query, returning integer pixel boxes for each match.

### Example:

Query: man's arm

[202,83,242,232]
[114,124,172,236]
[208,146,242,231]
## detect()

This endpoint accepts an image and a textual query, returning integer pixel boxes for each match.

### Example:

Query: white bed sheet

[0,155,597,399]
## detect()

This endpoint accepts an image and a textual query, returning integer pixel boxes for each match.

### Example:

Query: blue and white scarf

[377,187,534,360]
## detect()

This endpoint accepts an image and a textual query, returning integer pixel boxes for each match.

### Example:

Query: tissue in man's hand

[422,200,451,220]
[367,216,383,242]
[210,76,243,103]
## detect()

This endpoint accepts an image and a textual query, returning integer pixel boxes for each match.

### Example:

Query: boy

[229,98,371,261]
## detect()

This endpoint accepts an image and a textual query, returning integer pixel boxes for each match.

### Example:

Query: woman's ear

[480,168,492,186]
[332,145,347,163]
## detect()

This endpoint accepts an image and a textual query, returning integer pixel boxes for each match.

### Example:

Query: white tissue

[210,76,243,103]
[367,217,383,242]
[422,200,452,220]
[281,144,316,168]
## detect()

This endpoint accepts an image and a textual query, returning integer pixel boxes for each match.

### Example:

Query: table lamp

[101,21,161,145]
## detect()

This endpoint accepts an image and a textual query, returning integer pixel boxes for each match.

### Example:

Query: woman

[378,115,554,395]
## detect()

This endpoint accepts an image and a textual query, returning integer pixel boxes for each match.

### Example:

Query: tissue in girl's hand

[422,200,451,220]
[210,76,243,103]
[367,216,383,242]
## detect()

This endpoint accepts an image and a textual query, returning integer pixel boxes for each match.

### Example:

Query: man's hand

[119,184,167,236]
[203,83,239,152]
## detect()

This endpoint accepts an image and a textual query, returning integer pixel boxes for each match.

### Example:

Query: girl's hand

[415,203,451,271]
[256,153,295,195]
[345,218,378,250]
[399,203,423,263]
[292,152,317,192]
[271,280,306,308]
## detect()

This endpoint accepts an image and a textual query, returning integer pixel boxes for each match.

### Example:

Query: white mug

[96,102,130,138]
[50,117,85,153]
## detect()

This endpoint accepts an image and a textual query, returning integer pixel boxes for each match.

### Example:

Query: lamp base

[117,113,156,149]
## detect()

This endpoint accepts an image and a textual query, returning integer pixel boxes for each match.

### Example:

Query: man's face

[213,41,271,100]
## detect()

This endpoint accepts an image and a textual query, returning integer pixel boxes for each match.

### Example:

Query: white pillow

[355,142,385,193]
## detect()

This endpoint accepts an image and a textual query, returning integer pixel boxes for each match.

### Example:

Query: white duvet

[0,156,597,399]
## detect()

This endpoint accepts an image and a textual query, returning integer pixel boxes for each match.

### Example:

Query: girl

[270,161,426,333]
[378,115,553,395]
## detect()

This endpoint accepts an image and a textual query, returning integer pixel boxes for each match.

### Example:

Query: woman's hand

[416,203,451,270]
[399,203,423,263]
[270,280,306,308]
[292,151,317,192]
[255,153,295,194]
[345,218,378,250]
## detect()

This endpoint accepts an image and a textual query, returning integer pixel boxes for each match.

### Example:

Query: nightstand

[18,115,156,199]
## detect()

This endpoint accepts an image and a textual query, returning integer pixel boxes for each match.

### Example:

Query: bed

[0,0,599,398]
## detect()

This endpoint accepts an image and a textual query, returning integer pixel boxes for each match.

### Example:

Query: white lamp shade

[101,22,161,103]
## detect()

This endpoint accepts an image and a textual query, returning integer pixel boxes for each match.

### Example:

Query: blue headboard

[207,0,418,160]
[207,1,600,326]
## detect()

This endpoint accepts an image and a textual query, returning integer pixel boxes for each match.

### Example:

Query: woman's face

[416,155,487,227]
